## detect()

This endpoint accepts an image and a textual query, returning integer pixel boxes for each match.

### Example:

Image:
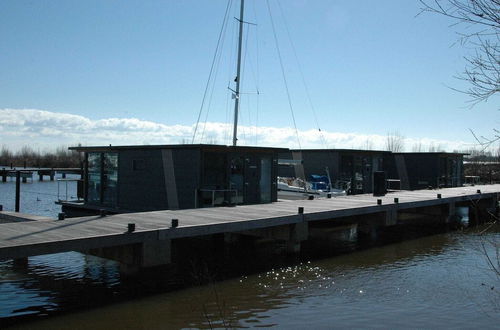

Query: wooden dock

[1,185,498,270]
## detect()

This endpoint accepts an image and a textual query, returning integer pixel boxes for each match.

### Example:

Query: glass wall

[87,153,101,204]
[103,153,118,206]
[230,157,244,204]
[260,158,271,203]
[86,152,118,207]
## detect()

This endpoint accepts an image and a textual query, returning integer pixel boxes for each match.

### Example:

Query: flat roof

[69,144,288,153]
[288,148,391,154]
[393,152,469,156]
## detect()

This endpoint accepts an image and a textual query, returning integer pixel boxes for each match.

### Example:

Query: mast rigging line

[192,0,233,144]
[276,0,328,149]
[265,0,302,149]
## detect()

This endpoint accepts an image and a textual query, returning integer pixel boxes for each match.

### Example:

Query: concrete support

[141,239,171,267]
[358,223,378,241]
[446,202,456,223]
[286,222,308,254]
[88,239,172,274]
[239,221,309,254]
[385,208,398,226]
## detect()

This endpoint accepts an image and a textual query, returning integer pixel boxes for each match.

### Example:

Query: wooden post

[15,171,20,212]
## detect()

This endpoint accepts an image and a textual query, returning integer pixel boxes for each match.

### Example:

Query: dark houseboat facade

[62,144,285,216]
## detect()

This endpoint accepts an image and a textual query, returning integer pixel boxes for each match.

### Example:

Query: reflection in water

[2,226,499,329]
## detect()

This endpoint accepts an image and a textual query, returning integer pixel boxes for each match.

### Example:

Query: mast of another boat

[232,0,245,146]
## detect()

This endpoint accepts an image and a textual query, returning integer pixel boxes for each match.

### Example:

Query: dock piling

[15,171,20,212]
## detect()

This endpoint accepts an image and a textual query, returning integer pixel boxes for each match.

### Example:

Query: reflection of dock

[0,185,499,272]
[0,167,82,182]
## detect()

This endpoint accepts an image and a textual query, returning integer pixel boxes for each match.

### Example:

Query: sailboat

[227,0,346,200]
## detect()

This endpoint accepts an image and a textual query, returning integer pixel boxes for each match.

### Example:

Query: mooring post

[15,171,20,212]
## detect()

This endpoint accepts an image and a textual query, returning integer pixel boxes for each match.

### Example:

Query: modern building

[62,144,285,216]
[278,149,391,194]
[386,152,466,190]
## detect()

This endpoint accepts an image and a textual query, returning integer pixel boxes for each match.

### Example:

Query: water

[1,178,499,328]
[0,173,78,217]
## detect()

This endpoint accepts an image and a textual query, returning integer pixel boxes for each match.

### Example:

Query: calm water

[1,178,499,328]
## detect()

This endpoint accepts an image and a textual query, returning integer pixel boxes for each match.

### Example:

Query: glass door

[260,158,271,203]
[103,153,118,206]
[87,153,101,204]
[86,152,118,207]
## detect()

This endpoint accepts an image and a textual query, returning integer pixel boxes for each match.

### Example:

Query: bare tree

[362,138,374,150]
[412,141,424,152]
[386,131,406,152]
[420,0,499,106]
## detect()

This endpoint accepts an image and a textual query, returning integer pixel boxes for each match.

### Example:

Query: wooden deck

[1,185,499,260]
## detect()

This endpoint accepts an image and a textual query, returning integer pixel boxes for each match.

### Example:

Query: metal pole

[232,0,245,146]
[15,171,20,212]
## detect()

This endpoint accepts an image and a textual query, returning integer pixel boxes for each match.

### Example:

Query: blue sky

[0,0,498,151]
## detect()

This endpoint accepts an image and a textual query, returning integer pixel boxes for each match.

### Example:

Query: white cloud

[0,108,476,152]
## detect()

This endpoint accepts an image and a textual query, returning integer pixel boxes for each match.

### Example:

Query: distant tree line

[462,146,500,183]
[0,145,83,168]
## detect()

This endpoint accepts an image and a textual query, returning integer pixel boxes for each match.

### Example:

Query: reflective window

[230,157,244,204]
[87,153,101,204]
[260,158,271,203]
[86,152,118,206]
[103,153,118,206]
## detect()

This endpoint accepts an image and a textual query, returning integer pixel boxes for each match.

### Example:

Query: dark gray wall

[172,149,201,209]
[117,149,168,212]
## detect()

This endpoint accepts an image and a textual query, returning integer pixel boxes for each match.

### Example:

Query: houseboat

[61,144,286,217]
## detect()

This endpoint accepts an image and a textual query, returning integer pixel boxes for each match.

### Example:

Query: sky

[0,0,498,152]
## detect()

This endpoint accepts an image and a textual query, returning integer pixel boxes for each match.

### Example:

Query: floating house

[278,149,391,194]
[386,152,466,190]
[62,144,285,216]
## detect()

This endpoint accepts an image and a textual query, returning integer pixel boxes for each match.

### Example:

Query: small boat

[277,175,346,200]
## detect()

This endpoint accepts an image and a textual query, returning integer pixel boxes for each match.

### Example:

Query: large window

[260,158,271,203]
[87,153,101,204]
[86,152,118,207]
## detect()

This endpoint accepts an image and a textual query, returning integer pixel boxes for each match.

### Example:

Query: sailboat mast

[232,0,245,146]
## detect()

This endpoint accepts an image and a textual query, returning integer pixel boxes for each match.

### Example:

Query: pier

[0,185,498,272]
[0,167,82,182]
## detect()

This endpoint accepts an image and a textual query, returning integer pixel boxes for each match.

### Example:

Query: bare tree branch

[420,0,499,106]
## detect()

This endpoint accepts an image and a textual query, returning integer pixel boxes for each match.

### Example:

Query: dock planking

[0,184,499,260]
